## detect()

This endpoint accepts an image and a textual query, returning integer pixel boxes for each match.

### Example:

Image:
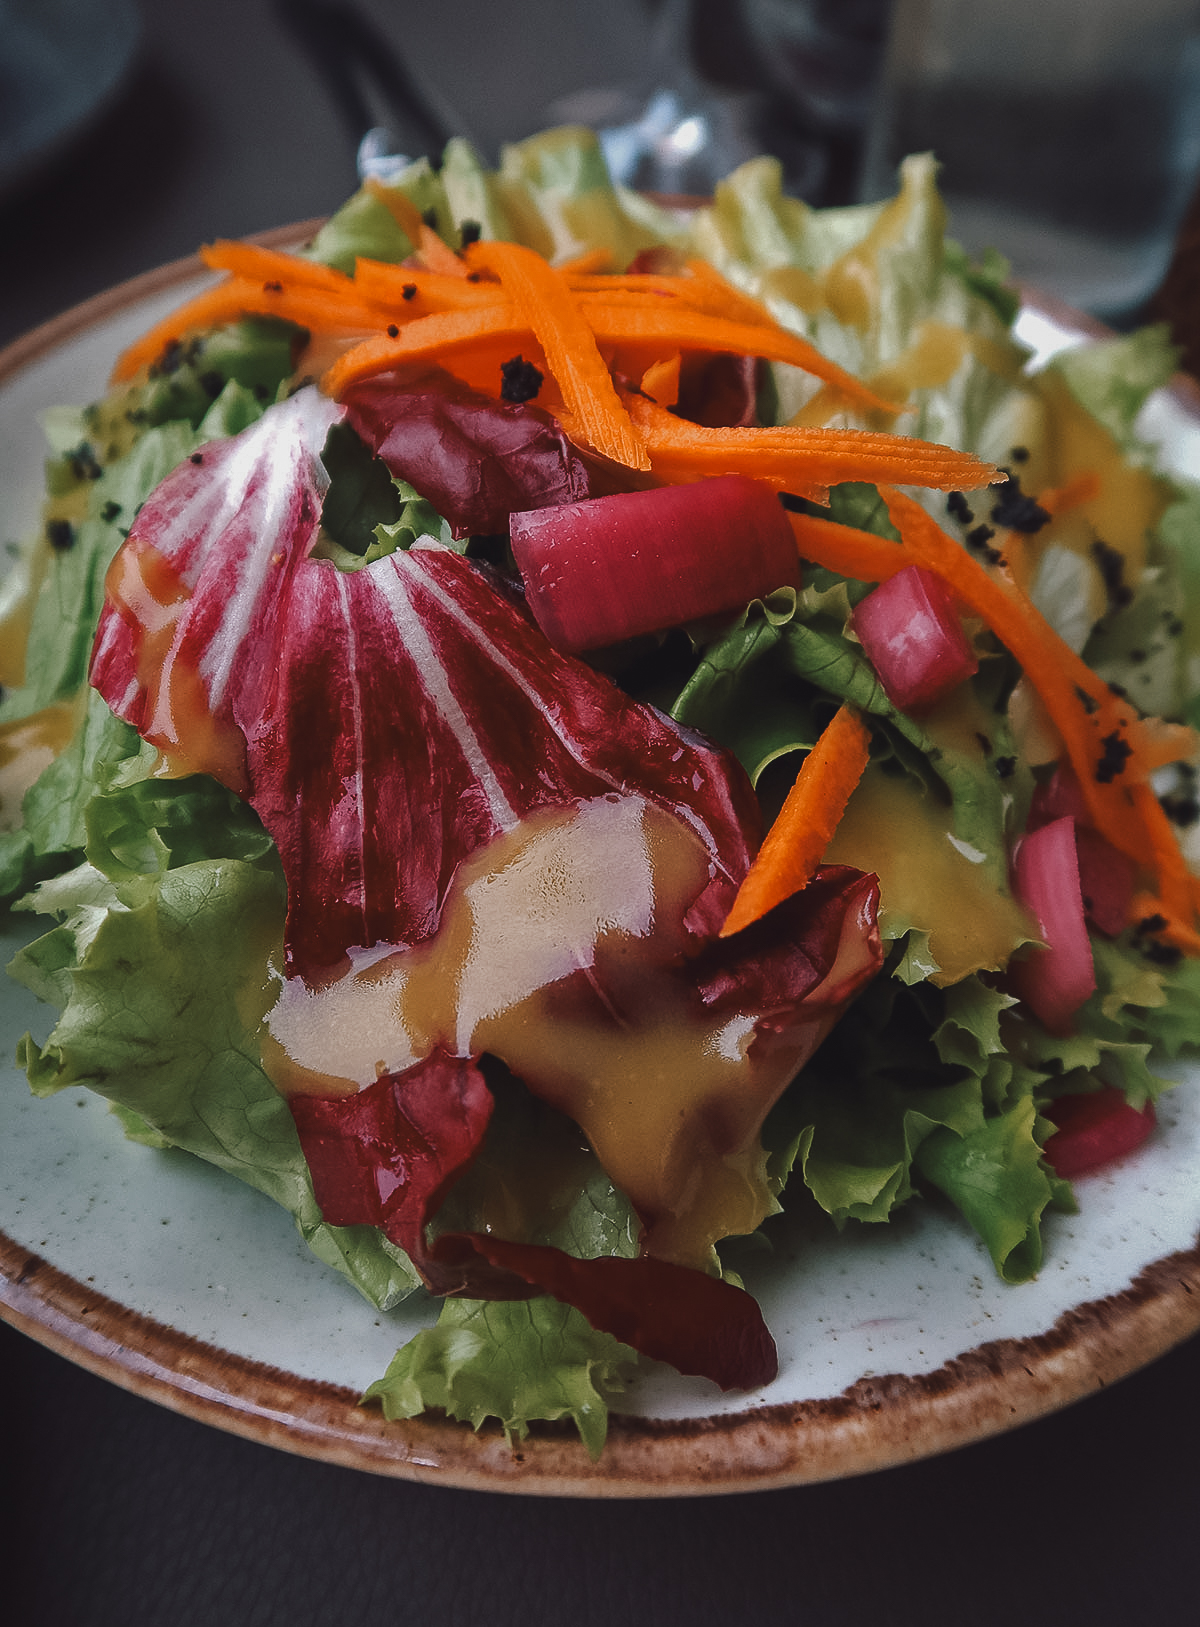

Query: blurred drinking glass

[858,0,1200,321]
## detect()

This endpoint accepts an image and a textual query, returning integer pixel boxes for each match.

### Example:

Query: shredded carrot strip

[682,258,784,328]
[1134,716,1199,772]
[622,391,999,500]
[567,275,689,298]
[996,470,1103,592]
[1128,782,1199,927]
[1038,469,1102,516]
[351,257,505,312]
[878,486,1198,926]
[112,279,380,382]
[557,247,615,274]
[362,178,469,277]
[320,303,530,396]
[720,704,872,937]
[583,305,900,415]
[199,240,355,294]
[1131,889,1200,955]
[786,510,912,582]
[464,239,649,470]
[640,353,681,405]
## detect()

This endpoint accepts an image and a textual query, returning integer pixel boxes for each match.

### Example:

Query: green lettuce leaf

[914,1096,1065,1282]
[10,856,420,1311]
[363,1296,637,1460]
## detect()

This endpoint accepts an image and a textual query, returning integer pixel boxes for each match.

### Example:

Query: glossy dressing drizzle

[264,794,801,1267]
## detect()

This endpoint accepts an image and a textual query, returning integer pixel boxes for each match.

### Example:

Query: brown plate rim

[2,240,1199,1497]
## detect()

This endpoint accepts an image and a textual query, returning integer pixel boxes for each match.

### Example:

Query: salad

[4,126,1200,1460]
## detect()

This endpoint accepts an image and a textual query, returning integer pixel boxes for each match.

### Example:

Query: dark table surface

[3,4,1200,1623]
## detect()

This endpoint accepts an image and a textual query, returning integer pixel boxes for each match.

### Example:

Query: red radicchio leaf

[340,369,597,537]
[288,1050,495,1263]
[290,1059,778,1390]
[91,388,759,977]
[694,867,881,1038]
[461,1237,778,1391]
[89,388,879,1392]
[90,387,344,795]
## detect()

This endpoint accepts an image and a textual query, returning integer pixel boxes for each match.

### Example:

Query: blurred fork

[274,0,474,174]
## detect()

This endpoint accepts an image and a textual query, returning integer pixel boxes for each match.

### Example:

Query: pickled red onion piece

[1043,1086,1156,1178]
[850,563,978,714]
[510,475,799,654]
[1028,763,1136,937]
[1009,815,1096,1033]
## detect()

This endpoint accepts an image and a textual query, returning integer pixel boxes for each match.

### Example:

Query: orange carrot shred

[557,247,615,274]
[622,390,1000,499]
[112,278,380,382]
[583,304,901,415]
[640,353,681,405]
[351,258,504,311]
[877,485,1199,928]
[1037,469,1102,516]
[464,239,649,470]
[320,302,531,396]
[720,704,871,937]
[200,240,354,294]
[786,510,911,582]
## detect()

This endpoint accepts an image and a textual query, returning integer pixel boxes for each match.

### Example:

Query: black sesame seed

[947,490,974,525]
[993,755,1017,779]
[1095,731,1133,783]
[68,442,103,481]
[387,323,399,337]
[990,474,1051,534]
[459,220,482,246]
[46,519,75,551]
[100,499,122,523]
[150,339,185,377]
[500,354,544,404]
[190,452,204,465]
[402,284,417,300]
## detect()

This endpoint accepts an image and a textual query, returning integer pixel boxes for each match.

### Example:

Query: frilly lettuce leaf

[364,1296,637,1460]
[10,852,420,1312]
[684,151,1034,460]
[914,1096,1066,1283]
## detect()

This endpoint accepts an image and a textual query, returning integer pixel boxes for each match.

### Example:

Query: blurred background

[4,0,1200,350]
[4,4,1200,1624]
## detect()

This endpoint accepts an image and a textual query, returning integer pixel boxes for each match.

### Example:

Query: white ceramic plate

[2,254,1200,1495]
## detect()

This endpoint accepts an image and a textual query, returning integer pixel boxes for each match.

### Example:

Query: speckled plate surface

[2,251,1200,1496]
